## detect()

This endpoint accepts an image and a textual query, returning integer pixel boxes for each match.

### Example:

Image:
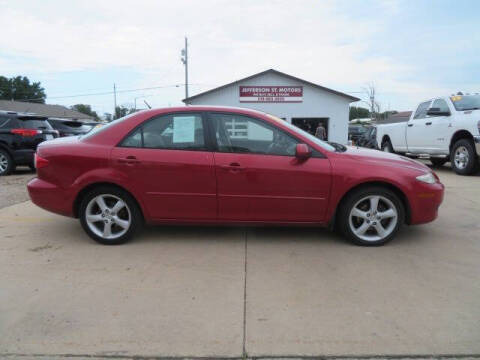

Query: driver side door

[208,112,332,223]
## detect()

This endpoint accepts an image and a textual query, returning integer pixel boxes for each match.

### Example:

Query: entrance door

[111,112,217,220]
[291,118,329,139]
[209,112,331,222]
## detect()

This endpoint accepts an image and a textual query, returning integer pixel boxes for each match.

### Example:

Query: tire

[79,186,143,245]
[338,186,405,246]
[0,149,14,176]
[450,139,479,175]
[430,158,448,167]
[381,140,394,153]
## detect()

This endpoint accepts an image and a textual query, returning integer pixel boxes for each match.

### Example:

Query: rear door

[111,112,217,220]
[406,100,431,153]
[208,112,331,222]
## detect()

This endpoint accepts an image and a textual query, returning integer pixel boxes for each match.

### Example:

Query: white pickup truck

[376,94,480,175]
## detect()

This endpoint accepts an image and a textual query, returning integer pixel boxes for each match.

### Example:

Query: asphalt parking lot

[0,164,479,359]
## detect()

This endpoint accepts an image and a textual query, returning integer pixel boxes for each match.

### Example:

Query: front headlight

[416,172,437,184]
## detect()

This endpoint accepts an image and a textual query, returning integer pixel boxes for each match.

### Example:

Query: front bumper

[408,181,445,225]
[27,178,75,217]
[474,135,480,156]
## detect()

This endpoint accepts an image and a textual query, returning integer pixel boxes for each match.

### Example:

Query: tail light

[34,153,49,169]
[11,129,42,137]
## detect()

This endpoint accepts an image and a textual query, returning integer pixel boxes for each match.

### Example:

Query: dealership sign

[239,86,303,103]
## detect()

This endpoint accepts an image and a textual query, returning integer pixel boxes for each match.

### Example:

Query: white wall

[187,72,351,144]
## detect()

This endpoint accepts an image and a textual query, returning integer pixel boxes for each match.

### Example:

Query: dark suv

[0,111,59,175]
[47,118,97,137]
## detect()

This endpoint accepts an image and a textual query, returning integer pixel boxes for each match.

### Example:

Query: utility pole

[113,83,117,120]
[181,37,189,100]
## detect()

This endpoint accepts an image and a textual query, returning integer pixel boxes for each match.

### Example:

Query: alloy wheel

[454,146,469,170]
[348,195,398,242]
[0,153,8,173]
[85,194,131,240]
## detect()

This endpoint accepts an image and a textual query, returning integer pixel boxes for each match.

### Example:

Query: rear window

[20,119,53,130]
[49,119,93,131]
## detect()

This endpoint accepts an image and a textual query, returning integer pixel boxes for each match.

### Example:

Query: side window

[413,101,431,119]
[121,128,142,147]
[431,99,450,114]
[119,113,206,151]
[0,117,11,128]
[210,113,298,156]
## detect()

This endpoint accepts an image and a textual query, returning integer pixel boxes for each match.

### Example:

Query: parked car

[47,118,97,137]
[356,125,377,149]
[348,124,370,144]
[0,111,59,175]
[376,94,480,175]
[28,106,444,246]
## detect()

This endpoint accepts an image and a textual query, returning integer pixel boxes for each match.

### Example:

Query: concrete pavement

[0,165,479,359]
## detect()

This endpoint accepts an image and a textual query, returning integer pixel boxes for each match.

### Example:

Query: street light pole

[181,37,189,101]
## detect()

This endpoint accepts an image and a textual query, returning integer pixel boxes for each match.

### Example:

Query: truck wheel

[430,158,448,167]
[450,139,479,175]
[381,140,394,153]
[0,149,13,176]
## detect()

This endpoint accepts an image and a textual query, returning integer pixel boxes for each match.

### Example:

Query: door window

[413,101,431,119]
[120,113,206,150]
[210,113,298,156]
[431,99,450,114]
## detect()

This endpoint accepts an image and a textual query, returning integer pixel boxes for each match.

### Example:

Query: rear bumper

[12,149,35,165]
[474,135,480,156]
[408,181,445,225]
[27,178,74,217]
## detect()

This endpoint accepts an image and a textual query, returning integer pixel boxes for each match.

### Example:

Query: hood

[342,146,431,173]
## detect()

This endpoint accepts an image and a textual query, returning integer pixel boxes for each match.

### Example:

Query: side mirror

[427,107,451,116]
[295,143,311,160]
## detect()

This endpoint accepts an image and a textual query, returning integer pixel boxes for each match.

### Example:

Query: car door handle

[118,156,140,165]
[219,162,245,171]
[425,122,432,125]
[407,123,413,127]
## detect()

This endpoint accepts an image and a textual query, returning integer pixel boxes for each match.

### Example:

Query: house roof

[183,69,360,103]
[0,100,94,120]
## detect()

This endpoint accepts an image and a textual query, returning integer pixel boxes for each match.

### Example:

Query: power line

[10,83,205,102]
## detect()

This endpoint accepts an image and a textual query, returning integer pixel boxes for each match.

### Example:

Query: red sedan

[27,106,444,246]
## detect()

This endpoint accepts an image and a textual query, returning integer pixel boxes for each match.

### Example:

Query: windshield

[450,95,480,111]
[266,114,335,152]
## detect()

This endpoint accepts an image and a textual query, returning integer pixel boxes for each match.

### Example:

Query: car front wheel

[338,187,405,246]
[79,186,142,245]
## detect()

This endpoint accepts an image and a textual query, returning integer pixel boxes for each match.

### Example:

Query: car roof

[136,105,274,119]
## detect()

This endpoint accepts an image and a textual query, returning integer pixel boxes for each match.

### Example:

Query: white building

[183,69,359,144]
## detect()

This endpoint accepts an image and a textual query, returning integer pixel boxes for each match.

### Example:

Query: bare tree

[362,83,381,121]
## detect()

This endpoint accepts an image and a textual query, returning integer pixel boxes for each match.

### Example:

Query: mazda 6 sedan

[27,106,444,246]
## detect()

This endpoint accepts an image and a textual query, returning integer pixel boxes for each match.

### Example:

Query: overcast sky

[1,0,479,116]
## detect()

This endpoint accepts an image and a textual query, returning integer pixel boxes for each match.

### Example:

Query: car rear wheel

[338,186,405,246]
[451,139,479,175]
[430,158,448,167]
[79,186,142,245]
[0,149,13,176]
[381,140,394,153]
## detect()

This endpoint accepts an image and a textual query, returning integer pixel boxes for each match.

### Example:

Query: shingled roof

[183,68,360,103]
[0,100,94,120]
